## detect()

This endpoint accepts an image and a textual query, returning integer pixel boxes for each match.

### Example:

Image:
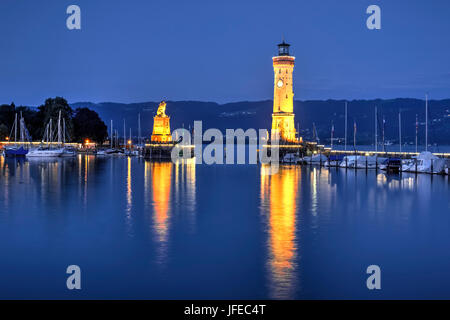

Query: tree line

[0,97,108,143]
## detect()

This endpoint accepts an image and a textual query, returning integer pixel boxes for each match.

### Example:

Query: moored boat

[415,151,445,174]
[282,153,299,163]
[303,153,327,164]
[3,114,31,157]
[61,146,77,157]
[324,154,344,167]
[4,146,28,157]
[27,147,64,157]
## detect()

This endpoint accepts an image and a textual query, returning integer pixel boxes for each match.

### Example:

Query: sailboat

[27,119,64,157]
[59,113,76,157]
[3,113,31,157]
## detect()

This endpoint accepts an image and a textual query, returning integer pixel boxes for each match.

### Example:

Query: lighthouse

[271,41,299,143]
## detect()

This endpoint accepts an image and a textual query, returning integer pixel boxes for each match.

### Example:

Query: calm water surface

[0,155,449,299]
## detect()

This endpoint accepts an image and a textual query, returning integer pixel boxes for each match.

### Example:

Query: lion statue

[156,101,167,117]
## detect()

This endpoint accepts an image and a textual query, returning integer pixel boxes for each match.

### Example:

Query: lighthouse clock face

[277,79,283,88]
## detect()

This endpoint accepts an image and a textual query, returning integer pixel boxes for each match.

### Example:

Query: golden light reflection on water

[144,159,197,265]
[125,156,133,234]
[152,162,172,245]
[260,165,300,299]
[144,161,173,265]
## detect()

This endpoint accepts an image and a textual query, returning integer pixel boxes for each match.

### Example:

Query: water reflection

[144,161,172,265]
[260,165,300,299]
[144,159,197,265]
[151,162,172,246]
[125,156,133,235]
[175,158,197,231]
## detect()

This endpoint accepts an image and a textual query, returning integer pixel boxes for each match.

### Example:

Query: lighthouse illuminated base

[271,113,298,143]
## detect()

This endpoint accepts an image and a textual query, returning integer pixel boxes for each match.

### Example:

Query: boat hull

[26,148,64,157]
[3,146,28,157]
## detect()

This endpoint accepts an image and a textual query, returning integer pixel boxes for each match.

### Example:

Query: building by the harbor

[151,101,172,143]
[271,41,301,143]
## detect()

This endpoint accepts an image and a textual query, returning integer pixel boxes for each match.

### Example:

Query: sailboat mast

[63,118,66,145]
[110,120,113,149]
[123,119,126,147]
[48,119,52,147]
[330,121,334,150]
[57,111,62,145]
[425,93,428,152]
[344,101,348,151]
[415,114,418,153]
[19,113,23,144]
[353,120,356,151]
[382,116,385,152]
[109,119,114,149]
[14,113,17,144]
[399,111,402,153]
[375,106,378,153]
[138,113,141,146]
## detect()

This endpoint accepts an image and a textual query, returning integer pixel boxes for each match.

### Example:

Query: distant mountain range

[72,98,450,145]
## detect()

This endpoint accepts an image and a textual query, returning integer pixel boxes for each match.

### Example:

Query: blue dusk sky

[0,0,450,106]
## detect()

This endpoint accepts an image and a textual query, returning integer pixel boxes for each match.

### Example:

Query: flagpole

[375,106,378,153]
[415,114,418,154]
[110,120,113,149]
[344,101,348,152]
[382,116,385,153]
[399,110,402,153]
[331,121,334,150]
[425,93,428,152]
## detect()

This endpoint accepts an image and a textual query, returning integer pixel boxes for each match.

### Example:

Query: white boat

[339,155,381,169]
[96,150,107,156]
[303,154,327,164]
[27,147,64,157]
[375,157,389,170]
[401,158,415,172]
[339,155,358,168]
[415,151,445,174]
[106,148,125,155]
[324,155,345,167]
[27,115,66,158]
[354,156,378,169]
[282,153,299,163]
[61,146,76,157]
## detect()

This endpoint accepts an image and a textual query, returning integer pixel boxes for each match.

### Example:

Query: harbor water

[0,155,449,299]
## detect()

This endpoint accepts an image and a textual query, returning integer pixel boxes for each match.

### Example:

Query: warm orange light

[271,53,298,143]
[5,137,9,141]
[261,165,300,299]
[128,140,132,145]
[151,101,173,143]
[85,139,90,144]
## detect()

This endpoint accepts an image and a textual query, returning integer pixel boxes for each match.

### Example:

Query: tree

[35,97,74,140]
[73,108,108,143]
[0,124,8,140]
[0,103,16,132]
